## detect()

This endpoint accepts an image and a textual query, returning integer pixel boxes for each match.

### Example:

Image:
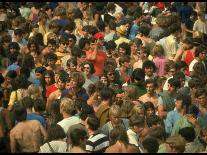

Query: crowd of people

[0,2,207,153]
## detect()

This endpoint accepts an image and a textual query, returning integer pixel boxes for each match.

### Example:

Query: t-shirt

[46,84,58,98]
[27,113,46,128]
[86,50,107,77]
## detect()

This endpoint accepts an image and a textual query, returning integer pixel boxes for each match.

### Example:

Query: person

[39,124,67,153]
[57,97,81,134]
[101,104,129,136]
[143,101,156,118]
[166,135,186,153]
[157,77,180,119]
[193,11,207,36]
[10,104,47,153]
[105,126,139,153]
[165,94,191,135]
[95,87,115,128]
[139,79,159,109]
[68,128,87,153]
[179,126,205,153]
[142,136,159,153]
[85,115,110,153]
[142,60,157,80]
[127,114,145,153]
[115,25,130,47]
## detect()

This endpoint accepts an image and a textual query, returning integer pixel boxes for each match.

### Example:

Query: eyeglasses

[108,73,115,76]
[201,52,206,55]
[84,66,90,69]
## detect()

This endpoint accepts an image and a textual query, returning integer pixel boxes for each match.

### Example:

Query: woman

[68,128,87,153]
[7,74,30,111]
[39,124,67,153]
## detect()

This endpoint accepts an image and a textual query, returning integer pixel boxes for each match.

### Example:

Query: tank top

[184,50,194,76]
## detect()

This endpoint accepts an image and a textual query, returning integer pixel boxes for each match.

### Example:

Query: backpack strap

[47,142,55,153]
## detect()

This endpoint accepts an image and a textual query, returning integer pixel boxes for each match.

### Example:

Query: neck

[26,109,32,113]
[63,113,71,119]
[88,129,96,136]
[120,66,127,72]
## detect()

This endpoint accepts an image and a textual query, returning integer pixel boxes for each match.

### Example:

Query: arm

[86,44,98,61]
[39,124,48,142]
[7,91,16,111]
[165,112,173,135]
[157,97,168,119]
[10,132,16,153]
[173,48,183,62]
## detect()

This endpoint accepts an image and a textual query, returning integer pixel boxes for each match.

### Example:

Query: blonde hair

[130,104,145,117]
[166,135,186,153]
[109,104,122,118]
[60,97,76,115]
[28,84,43,100]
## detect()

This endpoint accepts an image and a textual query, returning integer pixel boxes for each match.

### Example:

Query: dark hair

[108,19,116,30]
[131,68,145,83]
[139,24,151,36]
[13,74,29,90]
[195,44,206,57]
[173,71,185,81]
[6,70,17,79]
[33,98,45,112]
[78,38,90,50]
[45,52,58,62]
[9,42,20,51]
[14,28,24,36]
[107,2,116,12]
[47,124,66,142]
[82,61,95,74]
[13,104,27,122]
[70,128,87,146]
[67,57,78,67]
[35,66,46,74]
[146,115,163,128]
[80,104,95,121]
[119,55,131,66]
[105,40,117,51]
[168,78,181,88]
[195,88,206,98]
[176,94,191,111]
[144,102,155,114]
[175,61,188,71]
[21,97,34,109]
[148,126,166,140]
[129,115,145,127]
[100,87,115,101]
[142,60,156,72]
[50,99,63,124]
[47,39,57,46]
[109,126,129,145]
[179,127,196,142]
[188,78,202,89]
[142,136,159,153]
[186,104,199,116]
[21,54,35,71]
[118,42,131,56]
[20,67,30,79]
[87,115,99,131]
[71,46,83,58]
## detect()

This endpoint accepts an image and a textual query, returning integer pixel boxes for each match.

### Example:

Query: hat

[94,32,105,39]
[116,25,127,35]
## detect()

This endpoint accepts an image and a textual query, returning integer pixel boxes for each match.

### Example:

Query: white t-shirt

[189,59,198,72]
[57,116,81,134]
[39,140,67,153]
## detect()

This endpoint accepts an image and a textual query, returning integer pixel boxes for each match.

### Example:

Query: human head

[60,97,76,116]
[47,124,66,142]
[194,44,206,60]
[118,42,131,56]
[130,104,145,117]
[175,93,191,113]
[166,135,186,153]
[195,88,207,107]
[109,126,129,145]
[142,60,156,77]
[82,61,95,76]
[66,57,78,73]
[69,128,87,148]
[142,136,159,153]
[131,68,145,85]
[145,79,156,95]
[168,78,181,93]
[13,103,27,122]
[119,55,131,69]
[146,115,163,128]
[100,87,115,105]
[129,114,145,133]
[109,104,122,126]
[103,65,116,82]
[70,72,85,88]
[144,102,155,117]
[86,115,99,131]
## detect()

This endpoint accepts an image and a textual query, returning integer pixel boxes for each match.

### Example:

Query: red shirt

[86,50,107,77]
[46,84,58,98]
[184,50,195,76]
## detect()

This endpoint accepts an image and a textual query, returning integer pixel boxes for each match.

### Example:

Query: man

[57,97,81,134]
[115,25,130,47]
[157,78,180,119]
[10,104,47,153]
[139,79,159,109]
[142,60,157,81]
[189,44,207,75]
[46,72,68,112]
[85,115,109,153]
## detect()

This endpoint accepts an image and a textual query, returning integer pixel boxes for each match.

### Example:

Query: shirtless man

[46,73,68,113]
[139,79,158,109]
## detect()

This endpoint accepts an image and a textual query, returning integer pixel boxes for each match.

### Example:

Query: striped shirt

[86,132,109,153]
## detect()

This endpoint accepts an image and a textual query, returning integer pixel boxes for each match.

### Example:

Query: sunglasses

[108,73,115,76]
[61,42,69,45]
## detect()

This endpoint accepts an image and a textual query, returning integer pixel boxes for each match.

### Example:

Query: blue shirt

[165,109,181,135]
[129,23,139,40]
[27,113,46,128]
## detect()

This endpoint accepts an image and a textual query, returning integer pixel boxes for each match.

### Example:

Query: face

[97,38,104,46]
[57,79,66,90]
[83,64,91,76]
[199,51,206,61]
[133,124,144,134]
[5,76,12,84]
[35,73,42,79]
[144,67,154,77]
[197,95,206,107]
[100,76,108,85]
[70,78,77,88]
[59,42,68,51]
[146,108,155,117]
[29,44,37,52]
[175,99,183,111]
[48,59,56,66]
[168,84,175,93]
[168,68,176,77]
[68,39,75,48]
[119,47,126,56]
[107,71,115,82]
[69,63,77,72]
[33,26,39,33]
[110,114,121,126]
[131,43,138,54]
[146,83,154,94]
[47,44,56,52]
[124,61,131,69]
[45,76,51,85]
[138,50,145,59]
